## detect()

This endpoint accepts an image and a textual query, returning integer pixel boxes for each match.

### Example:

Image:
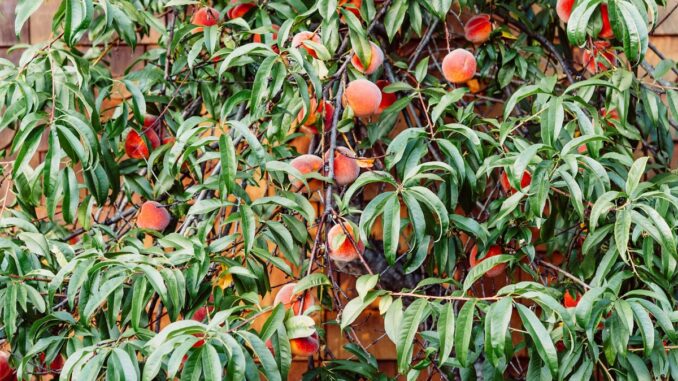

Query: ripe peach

[136,201,171,231]
[344,79,382,117]
[191,306,214,321]
[563,290,581,308]
[125,128,161,159]
[38,353,64,373]
[273,283,315,315]
[464,14,492,44]
[289,154,324,192]
[327,222,364,262]
[556,0,575,23]
[191,7,220,27]
[227,1,255,19]
[324,147,360,186]
[253,24,280,52]
[469,244,506,278]
[441,49,476,84]
[296,99,335,132]
[0,351,14,381]
[338,0,362,18]
[500,170,532,194]
[290,332,320,357]
[292,31,321,59]
[599,4,614,39]
[376,80,397,113]
[582,41,615,74]
[350,42,384,74]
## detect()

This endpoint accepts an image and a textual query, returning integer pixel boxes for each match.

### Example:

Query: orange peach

[464,14,492,44]
[563,290,581,308]
[599,4,614,39]
[227,1,255,19]
[290,332,320,356]
[376,80,397,113]
[296,99,335,132]
[338,0,362,18]
[289,154,324,192]
[441,49,476,84]
[191,7,220,27]
[125,127,161,159]
[344,79,382,117]
[582,41,615,74]
[292,31,321,59]
[136,201,171,231]
[273,283,315,315]
[327,222,364,262]
[556,0,575,23]
[500,170,532,194]
[350,42,384,74]
[324,147,360,186]
[469,244,506,278]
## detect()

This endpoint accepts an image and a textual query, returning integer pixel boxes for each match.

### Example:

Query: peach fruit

[556,0,575,23]
[227,1,255,19]
[38,353,64,374]
[253,24,280,52]
[290,332,320,357]
[324,146,360,186]
[500,170,532,194]
[376,80,397,113]
[136,201,171,231]
[125,126,161,159]
[327,222,364,262]
[469,244,506,278]
[292,31,321,59]
[464,14,492,44]
[289,154,324,192]
[563,290,581,308]
[273,283,315,315]
[599,4,614,39]
[191,7,220,27]
[350,41,384,75]
[338,0,362,18]
[0,351,14,381]
[296,99,335,132]
[344,79,382,117]
[441,49,477,84]
[582,41,615,74]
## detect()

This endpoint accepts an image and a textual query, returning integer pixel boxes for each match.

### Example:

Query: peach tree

[1,0,677,379]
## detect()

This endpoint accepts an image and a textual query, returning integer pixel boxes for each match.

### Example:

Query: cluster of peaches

[556,0,616,74]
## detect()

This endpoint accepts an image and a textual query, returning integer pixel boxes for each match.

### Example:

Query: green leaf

[293,273,330,294]
[383,0,408,41]
[454,299,476,367]
[437,302,455,364]
[516,304,558,377]
[15,0,44,36]
[487,297,513,366]
[625,157,648,197]
[614,208,632,261]
[382,194,401,265]
[396,298,429,374]
[241,204,255,254]
[356,274,379,299]
[463,254,513,292]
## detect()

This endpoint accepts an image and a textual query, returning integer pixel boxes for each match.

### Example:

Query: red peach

[191,7,220,27]
[464,14,492,44]
[296,99,335,132]
[292,31,321,59]
[338,0,362,18]
[350,42,384,75]
[125,128,161,159]
[38,353,64,373]
[289,154,324,193]
[344,79,382,117]
[273,283,315,315]
[469,244,506,278]
[136,201,171,231]
[441,49,476,84]
[376,80,397,114]
[324,147,360,186]
[600,107,620,124]
[563,290,581,308]
[227,1,255,19]
[253,24,280,52]
[289,332,320,357]
[582,41,615,74]
[556,0,575,23]
[327,223,364,262]
[0,351,14,381]
[599,4,614,39]
[500,170,532,194]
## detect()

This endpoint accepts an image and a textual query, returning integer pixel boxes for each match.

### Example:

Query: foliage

[1,0,678,379]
